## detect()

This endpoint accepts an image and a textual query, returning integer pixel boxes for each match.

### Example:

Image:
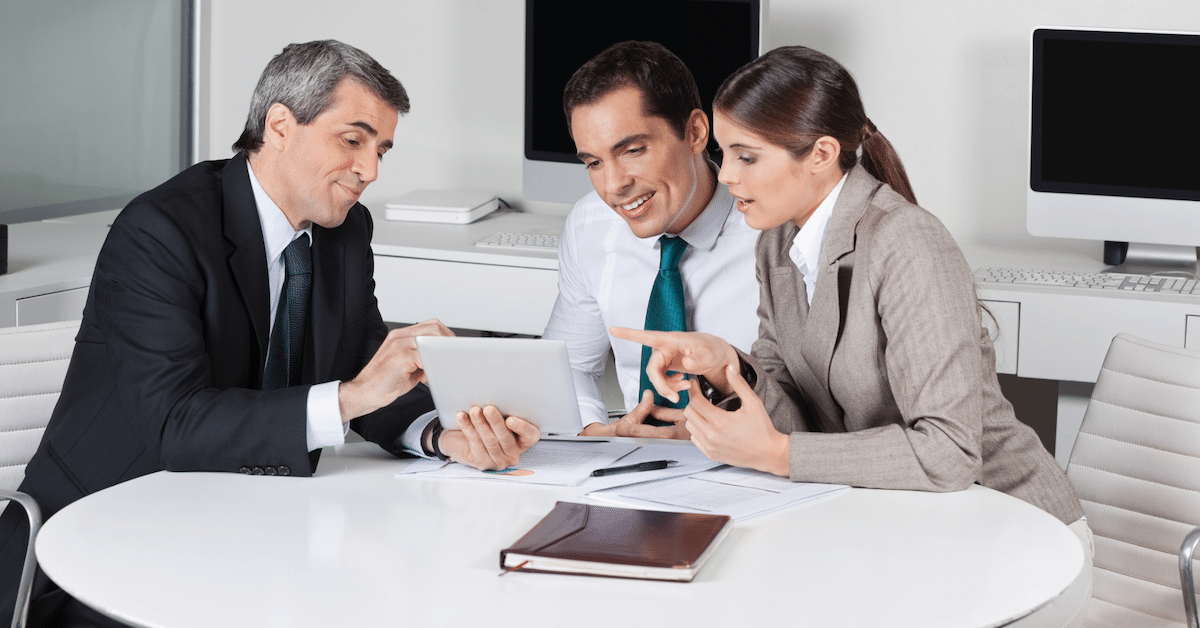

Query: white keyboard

[474,232,560,252]
[976,267,1200,296]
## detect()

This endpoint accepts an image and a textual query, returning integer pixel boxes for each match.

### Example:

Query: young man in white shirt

[543,41,760,438]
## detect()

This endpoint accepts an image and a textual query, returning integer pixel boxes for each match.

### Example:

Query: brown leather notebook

[499,501,733,581]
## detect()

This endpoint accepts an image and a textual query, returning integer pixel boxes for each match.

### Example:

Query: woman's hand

[609,327,740,401]
[684,365,790,477]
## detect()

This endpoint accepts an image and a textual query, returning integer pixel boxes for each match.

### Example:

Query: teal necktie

[640,235,690,410]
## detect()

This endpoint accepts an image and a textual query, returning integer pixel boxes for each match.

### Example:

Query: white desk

[964,238,1200,465]
[369,209,565,336]
[0,217,110,327]
[0,209,566,334]
[36,441,1086,628]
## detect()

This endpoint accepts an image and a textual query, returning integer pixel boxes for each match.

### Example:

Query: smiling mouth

[615,192,654,217]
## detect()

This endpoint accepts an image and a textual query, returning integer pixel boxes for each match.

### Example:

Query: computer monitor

[1027,27,1200,272]
[0,0,199,226]
[522,0,766,205]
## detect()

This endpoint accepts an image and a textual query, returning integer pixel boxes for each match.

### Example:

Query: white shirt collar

[789,172,848,303]
[638,161,732,253]
[675,181,734,253]
[246,160,313,261]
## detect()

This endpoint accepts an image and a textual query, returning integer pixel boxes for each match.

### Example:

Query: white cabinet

[374,256,558,336]
[16,287,88,325]
[0,220,107,328]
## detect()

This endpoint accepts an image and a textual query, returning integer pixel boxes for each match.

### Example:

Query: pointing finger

[609,326,672,349]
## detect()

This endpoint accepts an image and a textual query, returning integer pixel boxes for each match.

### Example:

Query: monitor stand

[0,224,7,275]
[1104,240,1200,276]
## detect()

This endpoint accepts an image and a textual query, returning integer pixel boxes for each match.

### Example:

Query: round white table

[35,441,1086,628]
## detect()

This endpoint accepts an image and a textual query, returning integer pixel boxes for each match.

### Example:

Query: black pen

[591,460,677,477]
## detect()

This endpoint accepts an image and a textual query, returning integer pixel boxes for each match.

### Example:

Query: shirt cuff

[306,381,348,452]
[399,410,440,459]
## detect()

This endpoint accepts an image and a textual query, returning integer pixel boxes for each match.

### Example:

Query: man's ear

[262,102,295,153]
[685,109,710,154]
[808,136,842,174]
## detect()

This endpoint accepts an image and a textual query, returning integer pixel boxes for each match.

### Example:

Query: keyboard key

[475,232,560,252]
[975,267,1200,297]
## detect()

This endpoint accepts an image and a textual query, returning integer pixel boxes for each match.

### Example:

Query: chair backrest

[0,321,79,495]
[1067,333,1200,626]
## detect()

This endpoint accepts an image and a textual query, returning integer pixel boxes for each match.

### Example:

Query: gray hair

[232,40,410,154]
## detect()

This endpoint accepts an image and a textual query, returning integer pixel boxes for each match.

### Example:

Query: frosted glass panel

[0,0,190,223]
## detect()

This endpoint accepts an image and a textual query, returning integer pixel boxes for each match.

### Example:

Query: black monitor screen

[1031,29,1200,201]
[525,0,760,164]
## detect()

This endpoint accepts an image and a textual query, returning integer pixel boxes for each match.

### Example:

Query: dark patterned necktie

[640,235,689,409]
[264,233,311,390]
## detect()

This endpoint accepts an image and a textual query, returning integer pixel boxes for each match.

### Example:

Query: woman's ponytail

[859,119,917,205]
[715,47,918,205]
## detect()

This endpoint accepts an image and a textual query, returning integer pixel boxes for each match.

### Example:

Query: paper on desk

[396,440,638,486]
[578,442,722,490]
[393,458,449,475]
[586,465,849,520]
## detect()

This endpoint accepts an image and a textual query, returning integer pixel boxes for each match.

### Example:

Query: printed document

[586,465,848,519]
[395,440,638,486]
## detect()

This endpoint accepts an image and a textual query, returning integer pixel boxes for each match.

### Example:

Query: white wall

[205,0,1200,243]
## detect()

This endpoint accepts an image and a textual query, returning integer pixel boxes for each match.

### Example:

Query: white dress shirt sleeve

[306,386,440,457]
[305,380,348,451]
[541,215,611,428]
[397,410,440,459]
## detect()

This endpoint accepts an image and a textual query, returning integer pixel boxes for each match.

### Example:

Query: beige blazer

[744,165,1084,525]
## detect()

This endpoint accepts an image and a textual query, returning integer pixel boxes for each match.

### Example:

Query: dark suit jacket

[1,154,432,623]
[743,165,1084,525]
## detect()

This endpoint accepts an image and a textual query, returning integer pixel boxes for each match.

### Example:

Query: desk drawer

[374,256,558,336]
[16,287,88,325]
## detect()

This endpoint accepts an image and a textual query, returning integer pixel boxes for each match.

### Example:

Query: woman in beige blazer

[614,47,1085,530]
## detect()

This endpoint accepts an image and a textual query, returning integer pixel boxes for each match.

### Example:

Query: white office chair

[1184,527,1200,628]
[0,320,79,628]
[1066,333,1200,628]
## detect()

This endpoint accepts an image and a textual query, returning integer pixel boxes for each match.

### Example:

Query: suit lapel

[221,154,272,370]
[800,166,882,428]
[310,226,344,382]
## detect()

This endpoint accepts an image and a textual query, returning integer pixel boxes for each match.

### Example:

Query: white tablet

[415,336,584,435]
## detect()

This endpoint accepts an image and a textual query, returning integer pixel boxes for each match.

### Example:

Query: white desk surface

[0,219,108,291]
[962,237,1107,274]
[964,237,1200,305]
[36,441,1085,628]
[368,207,565,270]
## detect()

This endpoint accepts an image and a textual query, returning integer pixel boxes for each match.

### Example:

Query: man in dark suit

[0,40,539,627]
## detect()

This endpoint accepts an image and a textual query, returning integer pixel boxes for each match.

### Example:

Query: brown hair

[562,41,702,141]
[714,46,917,205]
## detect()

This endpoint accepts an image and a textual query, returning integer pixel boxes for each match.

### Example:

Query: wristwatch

[428,422,451,462]
[696,357,757,411]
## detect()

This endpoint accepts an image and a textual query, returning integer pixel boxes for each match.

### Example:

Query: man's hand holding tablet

[437,404,540,471]
[416,337,588,470]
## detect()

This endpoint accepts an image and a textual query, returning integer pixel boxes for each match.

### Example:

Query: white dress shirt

[788,173,847,305]
[246,161,346,451]
[543,178,761,426]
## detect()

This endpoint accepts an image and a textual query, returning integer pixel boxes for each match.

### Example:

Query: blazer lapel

[221,154,272,370]
[800,166,882,428]
[310,226,344,382]
[761,223,831,427]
